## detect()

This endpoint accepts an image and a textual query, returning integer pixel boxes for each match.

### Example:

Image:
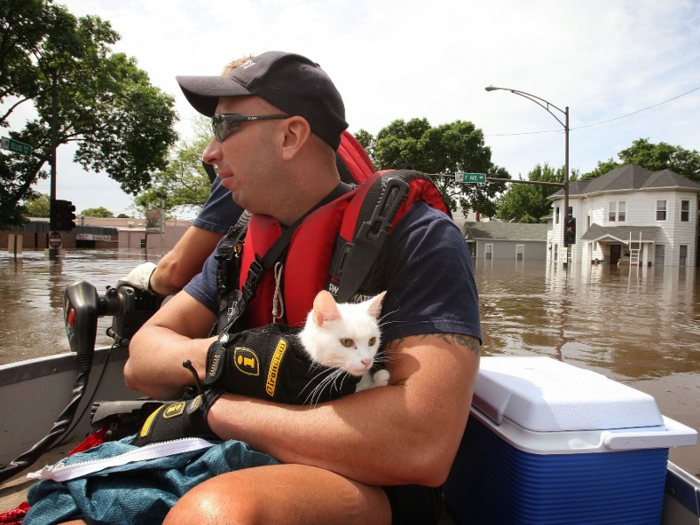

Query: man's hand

[117,262,157,294]
[204,324,359,405]
[131,387,223,446]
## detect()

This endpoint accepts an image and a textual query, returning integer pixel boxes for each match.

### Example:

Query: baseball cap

[176,51,348,150]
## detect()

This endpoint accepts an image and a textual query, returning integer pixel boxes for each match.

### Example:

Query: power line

[485,85,700,138]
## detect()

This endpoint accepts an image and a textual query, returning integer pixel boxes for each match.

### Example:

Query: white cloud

[10,0,700,214]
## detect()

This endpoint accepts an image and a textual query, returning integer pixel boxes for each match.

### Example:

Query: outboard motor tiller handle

[65,281,97,372]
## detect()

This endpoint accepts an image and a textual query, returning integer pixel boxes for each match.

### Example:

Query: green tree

[353,129,375,164]
[0,0,178,228]
[81,206,114,217]
[581,158,620,181]
[362,118,510,215]
[497,163,578,223]
[582,139,700,182]
[116,213,130,218]
[23,193,51,217]
[132,117,212,216]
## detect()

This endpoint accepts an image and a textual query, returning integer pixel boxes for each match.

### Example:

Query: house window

[680,245,688,267]
[485,244,493,260]
[656,200,667,221]
[618,202,626,222]
[555,207,560,224]
[681,200,690,222]
[587,214,591,228]
[516,244,524,261]
[609,202,617,222]
[654,244,665,266]
[567,206,573,217]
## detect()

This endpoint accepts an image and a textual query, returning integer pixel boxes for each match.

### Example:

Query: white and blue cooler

[443,356,698,525]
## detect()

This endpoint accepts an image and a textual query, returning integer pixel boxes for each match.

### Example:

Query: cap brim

[176,75,253,117]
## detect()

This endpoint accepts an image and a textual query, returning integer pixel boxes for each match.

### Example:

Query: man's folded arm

[124,291,217,400]
[207,332,481,487]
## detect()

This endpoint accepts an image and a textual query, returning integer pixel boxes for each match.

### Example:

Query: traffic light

[564,216,576,246]
[50,199,77,231]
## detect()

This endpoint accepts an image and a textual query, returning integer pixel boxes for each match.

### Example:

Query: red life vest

[237,170,449,329]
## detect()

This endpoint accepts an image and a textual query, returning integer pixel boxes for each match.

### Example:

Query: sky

[4,0,700,217]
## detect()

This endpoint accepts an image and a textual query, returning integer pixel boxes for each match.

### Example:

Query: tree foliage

[582,138,700,183]
[0,0,178,228]
[22,193,50,217]
[356,118,510,215]
[81,206,113,217]
[497,163,579,223]
[132,117,212,216]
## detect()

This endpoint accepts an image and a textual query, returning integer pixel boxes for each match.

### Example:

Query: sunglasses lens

[212,114,242,142]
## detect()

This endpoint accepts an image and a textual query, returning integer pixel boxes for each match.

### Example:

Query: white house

[547,164,699,267]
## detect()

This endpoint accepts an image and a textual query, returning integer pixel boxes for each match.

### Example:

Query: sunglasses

[211,113,290,142]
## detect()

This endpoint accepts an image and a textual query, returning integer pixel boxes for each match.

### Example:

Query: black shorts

[382,485,443,525]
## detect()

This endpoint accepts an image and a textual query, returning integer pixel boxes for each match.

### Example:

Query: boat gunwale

[0,346,128,387]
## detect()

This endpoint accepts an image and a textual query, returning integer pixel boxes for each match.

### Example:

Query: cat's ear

[312,290,342,326]
[367,291,386,320]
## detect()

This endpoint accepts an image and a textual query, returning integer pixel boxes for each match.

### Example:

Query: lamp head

[485,86,498,92]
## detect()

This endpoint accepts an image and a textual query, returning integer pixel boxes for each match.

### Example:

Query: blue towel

[24,437,279,525]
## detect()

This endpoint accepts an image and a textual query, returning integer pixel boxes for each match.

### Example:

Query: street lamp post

[485,86,570,252]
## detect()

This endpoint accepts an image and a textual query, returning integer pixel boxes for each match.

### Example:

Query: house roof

[580,223,662,243]
[549,164,700,200]
[463,222,547,241]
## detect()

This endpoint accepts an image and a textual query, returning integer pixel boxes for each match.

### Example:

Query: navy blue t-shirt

[185,201,482,344]
[192,177,244,234]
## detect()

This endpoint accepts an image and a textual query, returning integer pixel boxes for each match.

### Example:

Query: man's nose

[202,137,221,166]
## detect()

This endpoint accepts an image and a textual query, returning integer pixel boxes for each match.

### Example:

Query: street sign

[1,137,32,156]
[48,231,62,249]
[455,172,486,183]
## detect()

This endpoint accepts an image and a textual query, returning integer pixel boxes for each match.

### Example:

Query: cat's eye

[340,338,354,348]
[368,337,377,346]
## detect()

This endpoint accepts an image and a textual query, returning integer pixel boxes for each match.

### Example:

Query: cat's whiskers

[303,367,351,407]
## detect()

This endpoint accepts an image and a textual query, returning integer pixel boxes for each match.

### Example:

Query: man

[124,51,481,525]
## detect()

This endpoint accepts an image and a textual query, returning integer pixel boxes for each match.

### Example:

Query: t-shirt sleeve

[183,244,221,315]
[192,177,245,234]
[380,202,482,344]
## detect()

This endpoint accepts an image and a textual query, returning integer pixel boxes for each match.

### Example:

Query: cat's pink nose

[361,358,372,367]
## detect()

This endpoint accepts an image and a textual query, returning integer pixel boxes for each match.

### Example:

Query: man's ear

[279,116,311,160]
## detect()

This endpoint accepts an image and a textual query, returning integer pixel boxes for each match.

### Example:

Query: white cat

[299,290,390,401]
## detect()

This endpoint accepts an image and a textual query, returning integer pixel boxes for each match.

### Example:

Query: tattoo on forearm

[387,333,481,354]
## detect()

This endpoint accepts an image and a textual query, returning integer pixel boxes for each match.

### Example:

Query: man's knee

[165,473,266,525]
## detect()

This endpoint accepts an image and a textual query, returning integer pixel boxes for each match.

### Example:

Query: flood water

[1,250,699,477]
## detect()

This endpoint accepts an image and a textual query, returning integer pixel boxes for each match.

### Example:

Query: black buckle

[242,255,265,303]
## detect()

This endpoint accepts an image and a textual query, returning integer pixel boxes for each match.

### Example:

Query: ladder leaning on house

[628,232,642,266]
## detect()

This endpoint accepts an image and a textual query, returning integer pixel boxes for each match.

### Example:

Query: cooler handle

[603,416,698,451]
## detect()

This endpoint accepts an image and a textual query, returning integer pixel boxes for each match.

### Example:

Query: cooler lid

[473,357,664,432]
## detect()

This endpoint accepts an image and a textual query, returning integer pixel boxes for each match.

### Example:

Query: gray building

[463,222,548,261]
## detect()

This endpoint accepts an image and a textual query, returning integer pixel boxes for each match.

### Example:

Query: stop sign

[49,231,62,249]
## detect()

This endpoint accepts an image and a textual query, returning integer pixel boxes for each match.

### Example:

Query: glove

[204,324,359,405]
[117,262,157,293]
[130,387,223,447]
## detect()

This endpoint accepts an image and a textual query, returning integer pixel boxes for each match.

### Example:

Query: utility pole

[49,69,58,261]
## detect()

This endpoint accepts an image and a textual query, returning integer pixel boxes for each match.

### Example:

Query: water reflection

[1,252,698,476]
